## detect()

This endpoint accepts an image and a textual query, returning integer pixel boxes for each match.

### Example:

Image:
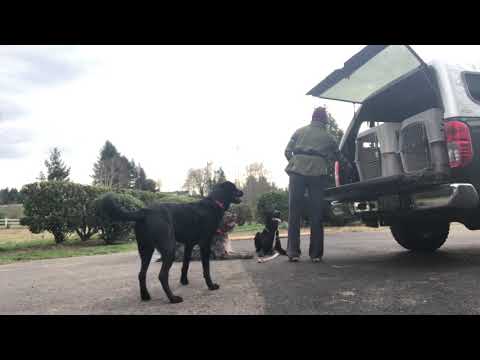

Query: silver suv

[308,45,480,251]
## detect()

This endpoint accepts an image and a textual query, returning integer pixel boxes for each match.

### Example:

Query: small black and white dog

[254,210,287,258]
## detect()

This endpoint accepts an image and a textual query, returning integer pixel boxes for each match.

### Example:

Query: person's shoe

[288,256,300,262]
[311,257,322,263]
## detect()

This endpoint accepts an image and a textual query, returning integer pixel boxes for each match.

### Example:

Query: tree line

[182,161,281,223]
[35,140,160,193]
[180,111,344,225]
[0,188,24,205]
[6,110,344,221]
[91,141,159,191]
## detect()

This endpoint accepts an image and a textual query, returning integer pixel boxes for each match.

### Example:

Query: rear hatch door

[307,45,428,104]
[307,45,447,202]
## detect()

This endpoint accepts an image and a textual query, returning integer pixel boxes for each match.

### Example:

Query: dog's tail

[96,193,147,222]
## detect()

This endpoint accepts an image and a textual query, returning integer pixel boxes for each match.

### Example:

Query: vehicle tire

[390,220,450,252]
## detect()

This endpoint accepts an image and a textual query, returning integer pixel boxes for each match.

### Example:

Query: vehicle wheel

[390,220,450,252]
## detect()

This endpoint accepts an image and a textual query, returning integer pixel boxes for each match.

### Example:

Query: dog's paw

[141,293,151,301]
[180,277,189,285]
[170,295,183,304]
[209,283,220,291]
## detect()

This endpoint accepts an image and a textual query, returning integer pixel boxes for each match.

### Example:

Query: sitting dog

[96,181,243,304]
[254,210,287,258]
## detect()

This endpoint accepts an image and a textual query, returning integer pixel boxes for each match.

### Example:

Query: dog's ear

[215,181,228,190]
[217,181,236,193]
[210,181,232,199]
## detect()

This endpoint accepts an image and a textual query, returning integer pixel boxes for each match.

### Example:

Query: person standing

[284,106,342,262]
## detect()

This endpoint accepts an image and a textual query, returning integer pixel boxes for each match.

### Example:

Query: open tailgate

[324,172,451,202]
[307,45,426,104]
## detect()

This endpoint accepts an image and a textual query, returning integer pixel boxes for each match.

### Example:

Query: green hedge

[93,192,145,244]
[20,182,196,245]
[256,191,289,224]
[22,182,81,243]
[230,203,253,226]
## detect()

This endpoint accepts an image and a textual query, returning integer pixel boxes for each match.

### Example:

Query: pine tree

[128,159,138,189]
[37,171,47,181]
[324,111,345,187]
[115,155,132,188]
[135,165,148,190]
[99,140,119,160]
[92,141,122,187]
[131,165,156,192]
[45,147,70,181]
[143,179,157,192]
[325,111,344,144]
[0,188,8,204]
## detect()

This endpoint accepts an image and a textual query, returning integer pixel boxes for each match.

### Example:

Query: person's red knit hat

[312,107,327,123]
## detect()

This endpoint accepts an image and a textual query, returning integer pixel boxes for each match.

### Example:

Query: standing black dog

[254,210,287,258]
[96,181,243,304]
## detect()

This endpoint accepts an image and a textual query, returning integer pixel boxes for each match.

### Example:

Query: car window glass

[358,121,384,134]
[464,72,480,103]
[358,122,370,134]
[319,46,422,103]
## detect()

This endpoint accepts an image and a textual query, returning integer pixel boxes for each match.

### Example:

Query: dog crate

[356,128,382,181]
[400,121,430,172]
[399,108,449,174]
[355,123,403,181]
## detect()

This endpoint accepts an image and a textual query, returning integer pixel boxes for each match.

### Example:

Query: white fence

[0,218,22,228]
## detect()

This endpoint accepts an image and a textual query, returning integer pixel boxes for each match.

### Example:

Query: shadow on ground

[239,232,480,315]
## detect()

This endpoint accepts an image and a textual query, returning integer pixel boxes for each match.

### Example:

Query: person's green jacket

[284,122,340,177]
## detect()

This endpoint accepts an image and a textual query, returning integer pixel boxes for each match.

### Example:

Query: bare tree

[183,168,206,196]
[94,156,123,188]
[183,162,217,197]
[92,141,136,189]
[245,162,269,180]
[241,162,277,217]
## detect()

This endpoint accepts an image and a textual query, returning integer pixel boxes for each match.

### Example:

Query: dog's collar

[214,200,225,209]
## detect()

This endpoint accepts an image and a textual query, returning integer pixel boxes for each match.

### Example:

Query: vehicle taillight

[334,160,341,187]
[445,120,474,168]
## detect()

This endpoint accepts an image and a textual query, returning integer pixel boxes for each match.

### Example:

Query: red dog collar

[214,200,225,209]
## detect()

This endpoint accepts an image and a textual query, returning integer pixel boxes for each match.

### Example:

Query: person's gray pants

[287,173,327,259]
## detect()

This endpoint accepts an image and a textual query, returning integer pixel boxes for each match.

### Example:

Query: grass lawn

[232,223,263,234]
[0,224,268,265]
[0,221,389,265]
[0,228,137,265]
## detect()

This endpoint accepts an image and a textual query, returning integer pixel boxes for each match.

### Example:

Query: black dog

[254,210,287,258]
[96,181,243,304]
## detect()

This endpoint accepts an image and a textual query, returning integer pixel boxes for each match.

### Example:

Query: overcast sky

[2,45,480,191]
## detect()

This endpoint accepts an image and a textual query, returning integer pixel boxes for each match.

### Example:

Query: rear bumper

[325,171,450,202]
[331,183,479,216]
[410,183,479,210]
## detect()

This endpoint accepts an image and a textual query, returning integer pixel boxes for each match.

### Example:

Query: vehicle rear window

[464,72,480,103]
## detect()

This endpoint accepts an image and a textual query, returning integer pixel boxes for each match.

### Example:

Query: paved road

[2,226,480,314]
